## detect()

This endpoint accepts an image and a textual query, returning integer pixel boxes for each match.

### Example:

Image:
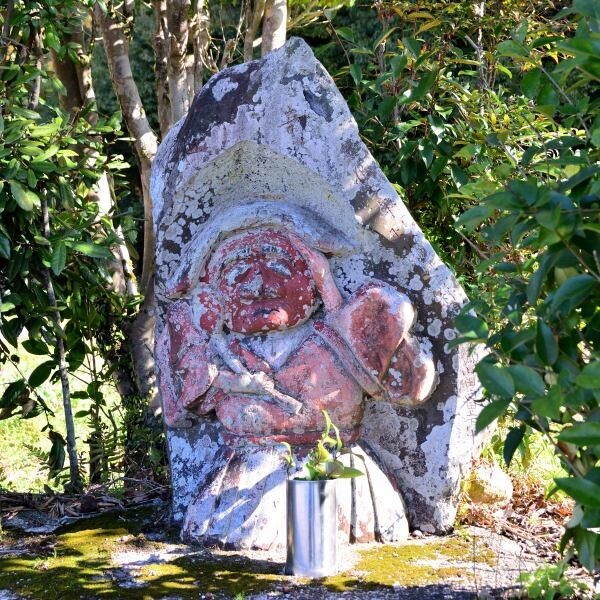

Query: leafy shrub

[454,0,599,571]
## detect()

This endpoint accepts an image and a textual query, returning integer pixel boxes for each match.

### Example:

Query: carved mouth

[253,307,286,319]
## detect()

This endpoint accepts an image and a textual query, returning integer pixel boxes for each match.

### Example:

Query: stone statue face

[207,230,318,334]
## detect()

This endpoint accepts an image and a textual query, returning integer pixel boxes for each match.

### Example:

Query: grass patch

[0,343,122,492]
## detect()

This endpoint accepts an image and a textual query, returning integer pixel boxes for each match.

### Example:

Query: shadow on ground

[0,506,530,599]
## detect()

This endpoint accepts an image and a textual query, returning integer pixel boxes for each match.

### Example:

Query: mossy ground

[322,532,495,592]
[0,510,495,599]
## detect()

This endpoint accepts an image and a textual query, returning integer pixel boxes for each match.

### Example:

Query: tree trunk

[261,0,286,57]
[244,0,265,62]
[127,280,158,402]
[166,0,191,123]
[94,4,158,296]
[153,0,172,137]
[191,0,213,88]
[94,4,159,407]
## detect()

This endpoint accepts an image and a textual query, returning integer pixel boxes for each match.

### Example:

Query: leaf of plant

[475,362,515,398]
[574,528,599,572]
[408,70,438,102]
[509,365,546,396]
[576,361,600,389]
[338,467,364,478]
[558,423,600,446]
[504,425,526,466]
[454,314,488,340]
[455,205,494,231]
[521,67,541,99]
[28,360,55,387]
[0,235,9,259]
[526,251,561,304]
[549,274,596,313]
[335,27,354,42]
[48,431,66,475]
[71,242,113,259]
[324,460,344,478]
[531,385,562,420]
[536,321,558,365]
[475,397,511,432]
[9,180,40,211]
[0,379,26,409]
[497,40,530,58]
[51,243,67,275]
[554,477,600,508]
[349,64,361,86]
[22,339,49,355]
[417,19,442,34]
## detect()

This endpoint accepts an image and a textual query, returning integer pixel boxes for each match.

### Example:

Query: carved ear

[287,233,343,311]
[326,283,415,376]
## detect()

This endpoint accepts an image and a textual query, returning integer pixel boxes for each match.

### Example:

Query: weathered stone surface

[465,463,513,507]
[152,37,483,546]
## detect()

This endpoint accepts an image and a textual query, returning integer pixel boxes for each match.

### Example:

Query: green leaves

[536,321,559,366]
[558,423,600,446]
[549,274,597,313]
[475,362,515,398]
[454,314,488,341]
[476,397,511,432]
[497,40,530,58]
[51,243,67,275]
[48,431,66,478]
[9,180,40,211]
[554,477,600,508]
[28,361,55,387]
[521,68,541,99]
[509,365,545,396]
[286,411,363,481]
[576,361,600,389]
[71,242,113,259]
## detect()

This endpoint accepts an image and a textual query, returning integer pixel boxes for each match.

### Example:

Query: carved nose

[243,271,264,297]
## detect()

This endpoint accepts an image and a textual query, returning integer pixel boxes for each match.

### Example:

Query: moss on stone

[321,535,494,592]
[0,511,495,598]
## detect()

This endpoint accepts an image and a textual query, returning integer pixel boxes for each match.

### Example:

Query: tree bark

[191,0,213,88]
[127,279,158,401]
[166,0,191,123]
[261,0,286,57]
[244,0,265,62]
[94,4,158,297]
[152,0,172,137]
[94,4,159,402]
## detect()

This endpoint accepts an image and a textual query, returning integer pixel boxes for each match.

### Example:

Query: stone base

[181,442,409,550]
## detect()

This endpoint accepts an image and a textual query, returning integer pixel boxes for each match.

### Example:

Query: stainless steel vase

[286,479,338,577]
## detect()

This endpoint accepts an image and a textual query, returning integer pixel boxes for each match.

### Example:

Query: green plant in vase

[282,410,363,480]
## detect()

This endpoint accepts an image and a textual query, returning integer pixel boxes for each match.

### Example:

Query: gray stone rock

[152,37,484,545]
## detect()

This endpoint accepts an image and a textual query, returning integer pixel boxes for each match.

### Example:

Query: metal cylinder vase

[286,479,338,577]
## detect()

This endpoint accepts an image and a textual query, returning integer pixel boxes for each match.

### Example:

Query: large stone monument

[151,38,482,550]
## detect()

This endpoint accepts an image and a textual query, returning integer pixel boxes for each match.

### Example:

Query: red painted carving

[157,228,436,443]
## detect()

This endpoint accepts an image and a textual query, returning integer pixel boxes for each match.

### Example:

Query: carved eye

[267,259,291,278]
[226,264,251,286]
